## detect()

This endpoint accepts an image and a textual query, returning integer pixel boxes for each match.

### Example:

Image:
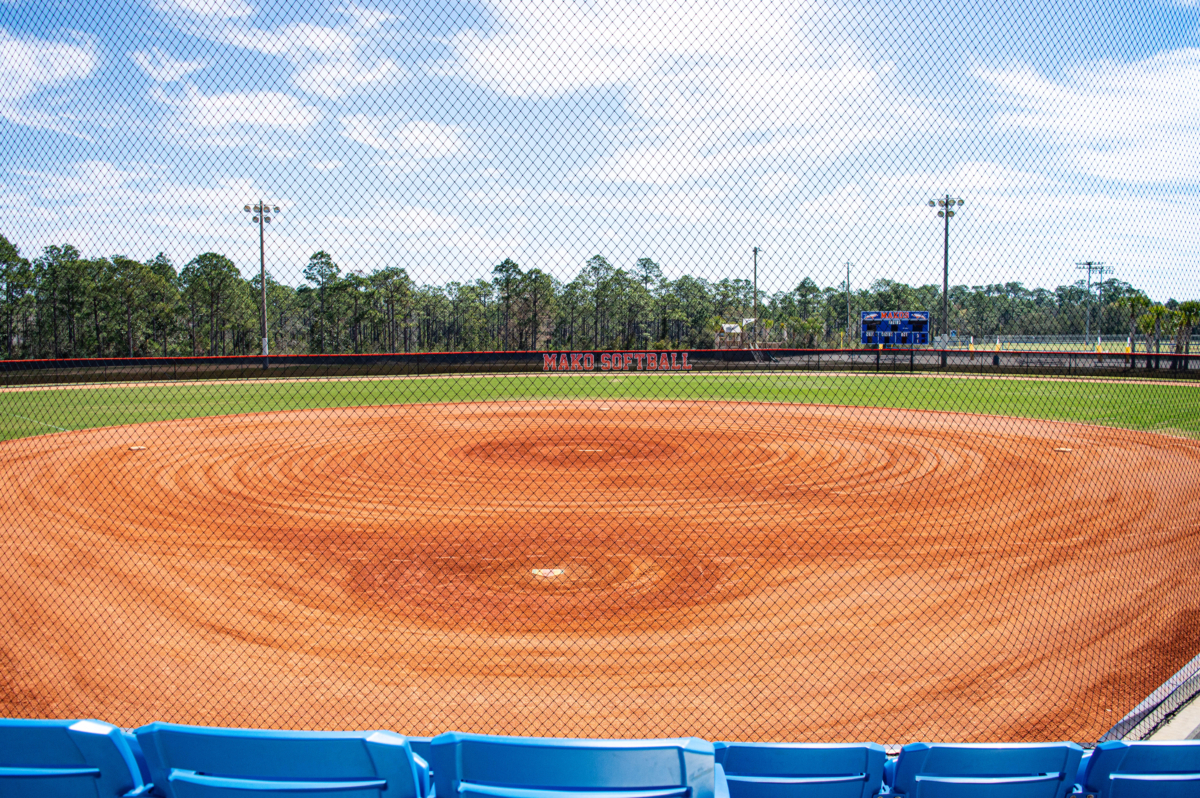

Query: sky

[1,0,1199,300]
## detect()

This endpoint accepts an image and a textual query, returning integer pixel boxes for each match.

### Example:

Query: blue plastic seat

[122,731,154,787]
[407,738,433,769]
[885,742,1083,798]
[1079,739,1200,798]
[134,722,429,798]
[0,718,151,797]
[429,732,716,798]
[713,742,885,798]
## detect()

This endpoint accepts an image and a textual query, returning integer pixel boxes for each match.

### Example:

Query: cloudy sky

[1,0,1198,298]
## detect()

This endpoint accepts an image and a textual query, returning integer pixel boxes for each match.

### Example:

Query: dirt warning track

[2,400,1199,742]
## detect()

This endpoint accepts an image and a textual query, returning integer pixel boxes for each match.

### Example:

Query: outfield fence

[938,335,1200,353]
[2,347,1199,388]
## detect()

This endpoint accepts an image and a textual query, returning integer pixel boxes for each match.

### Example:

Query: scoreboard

[860,310,930,346]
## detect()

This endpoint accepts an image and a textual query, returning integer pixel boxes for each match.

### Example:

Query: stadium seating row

[2,718,1198,798]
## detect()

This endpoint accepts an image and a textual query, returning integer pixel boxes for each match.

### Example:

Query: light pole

[928,195,964,365]
[846,261,851,345]
[243,201,279,366]
[1075,261,1109,343]
[752,246,760,347]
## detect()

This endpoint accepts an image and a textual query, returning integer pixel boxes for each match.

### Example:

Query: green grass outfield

[0,371,1197,442]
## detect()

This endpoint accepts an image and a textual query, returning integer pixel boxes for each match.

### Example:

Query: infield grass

[0,371,1197,442]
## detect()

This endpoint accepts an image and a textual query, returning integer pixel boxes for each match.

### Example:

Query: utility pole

[928,195,964,365]
[846,261,851,345]
[1076,261,1108,342]
[244,201,280,368]
[752,246,760,347]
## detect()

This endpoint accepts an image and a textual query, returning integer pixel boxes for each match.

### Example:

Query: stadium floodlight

[928,194,965,366]
[242,200,283,365]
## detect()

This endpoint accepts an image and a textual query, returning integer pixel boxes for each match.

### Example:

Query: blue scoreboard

[860,310,930,346]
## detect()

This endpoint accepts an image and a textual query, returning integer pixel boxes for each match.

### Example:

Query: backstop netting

[1,0,1199,746]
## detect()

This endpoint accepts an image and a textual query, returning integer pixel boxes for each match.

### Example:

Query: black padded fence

[3,347,1199,387]
[1,0,1200,747]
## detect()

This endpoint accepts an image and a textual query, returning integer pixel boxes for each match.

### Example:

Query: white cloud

[154,0,254,19]
[341,116,465,157]
[197,13,405,99]
[0,165,289,269]
[130,47,208,82]
[6,156,1198,302]
[465,187,528,205]
[537,186,727,228]
[15,160,152,197]
[218,22,357,58]
[758,171,801,198]
[0,27,98,135]
[156,85,320,132]
[311,159,343,171]
[447,0,816,99]
[339,4,398,30]
[443,2,925,186]
[588,125,888,185]
[976,48,1200,183]
[630,54,882,130]
[880,162,1053,194]
[327,206,463,234]
[295,57,404,100]
[606,55,932,184]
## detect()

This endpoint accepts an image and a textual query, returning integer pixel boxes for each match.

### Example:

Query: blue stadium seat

[884,742,1083,798]
[712,741,885,798]
[407,737,433,766]
[122,731,154,787]
[1079,739,1200,798]
[429,732,716,798]
[133,722,429,798]
[0,718,151,797]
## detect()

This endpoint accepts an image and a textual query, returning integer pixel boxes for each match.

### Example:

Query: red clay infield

[1,400,1199,742]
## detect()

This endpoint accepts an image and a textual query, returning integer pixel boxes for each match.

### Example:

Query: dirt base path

[2,400,1199,742]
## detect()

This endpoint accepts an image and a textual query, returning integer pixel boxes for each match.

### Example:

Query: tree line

[0,233,1196,360]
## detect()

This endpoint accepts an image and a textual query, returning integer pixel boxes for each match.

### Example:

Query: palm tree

[799,316,824,348]
[1127,294,1150,355]
[709,316,726,348]
[1173,300,1200,369]
[1137,309,1160,369]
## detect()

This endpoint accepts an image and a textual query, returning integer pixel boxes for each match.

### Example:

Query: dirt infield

[1,400,1199,742]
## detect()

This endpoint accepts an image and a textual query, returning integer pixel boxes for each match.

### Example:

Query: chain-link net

[1,0,1199,746]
